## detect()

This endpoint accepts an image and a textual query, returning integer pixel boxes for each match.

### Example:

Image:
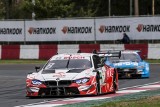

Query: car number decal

[45,63,55,69]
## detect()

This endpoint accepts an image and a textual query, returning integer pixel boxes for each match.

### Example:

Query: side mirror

[35,66,40,72]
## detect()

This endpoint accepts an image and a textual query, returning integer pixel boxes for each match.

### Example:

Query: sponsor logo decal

[53,72,66,78]
[137,24,160,32]
[99,25,130,33]
[0,28,22,35]
[99,25,105,33]
[64,56,85,59]
[137,24,143,32]
[28,27,56,35]
[114,62,138,66]
[62,26,92,34]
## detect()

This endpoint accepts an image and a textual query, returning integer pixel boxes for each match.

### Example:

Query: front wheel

[113,70,117,93]
[95,73,100,95]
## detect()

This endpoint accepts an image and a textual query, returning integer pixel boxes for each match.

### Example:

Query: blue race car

[105,50,150,78]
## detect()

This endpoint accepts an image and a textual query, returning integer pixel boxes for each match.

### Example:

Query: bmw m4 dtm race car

[26,52,118,97]
[104,50,150,78]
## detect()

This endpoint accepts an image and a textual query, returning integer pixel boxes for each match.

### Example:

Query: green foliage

[31,0,75,19]
[0,0,5,19]
[0,0,160,19]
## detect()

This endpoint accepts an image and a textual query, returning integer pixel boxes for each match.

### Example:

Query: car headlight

[137,65,145,69]
[31,79,42,85]
[75,78,89,84]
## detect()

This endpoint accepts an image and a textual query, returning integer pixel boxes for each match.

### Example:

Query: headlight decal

[31,79,42,85]
[75,78,90,84]
[137,65,145,69]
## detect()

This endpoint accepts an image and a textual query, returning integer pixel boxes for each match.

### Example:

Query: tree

[0,0,5,19]
[20,0,75,19]
[1,0,160,19]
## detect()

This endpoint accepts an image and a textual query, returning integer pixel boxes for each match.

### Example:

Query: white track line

[119,81,160,90]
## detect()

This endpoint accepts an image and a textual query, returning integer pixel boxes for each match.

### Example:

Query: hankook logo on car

[99,25,130,33]
[62,26,92,34]
[28,27,56,35]
[137,24,160,32]
[0,28,22,35]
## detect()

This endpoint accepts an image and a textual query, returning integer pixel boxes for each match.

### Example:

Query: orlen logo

[136,24,143,32]
[99,25,105,33]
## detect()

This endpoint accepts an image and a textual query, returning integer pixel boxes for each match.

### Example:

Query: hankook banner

[25,19,94,41]
[1,17,160,42]
[96,17,160,40]
[0,21,24,41]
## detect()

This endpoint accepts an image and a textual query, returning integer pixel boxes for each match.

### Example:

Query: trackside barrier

[148,44,160,59]
[39,45,57,60]
[100,44,125,51]
[20,45,39,59]
[124,44,148,59]
[79,44,100,53]
[0,44,159,60]
[58,45,79,54]
[2,45,20,59]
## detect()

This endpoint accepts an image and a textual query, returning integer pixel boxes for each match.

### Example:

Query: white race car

[26,53,118,97]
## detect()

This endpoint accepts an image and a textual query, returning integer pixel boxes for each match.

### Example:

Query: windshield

[44,59,92,70]
[108,57,120,63]
[108,53,141,62]
[120,53,141,62]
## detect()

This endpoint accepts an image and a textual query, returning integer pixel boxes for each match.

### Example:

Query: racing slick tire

[96,72,101,95]
[112,70,117,93]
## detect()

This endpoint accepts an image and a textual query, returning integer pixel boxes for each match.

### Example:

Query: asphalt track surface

[0,64,159,107]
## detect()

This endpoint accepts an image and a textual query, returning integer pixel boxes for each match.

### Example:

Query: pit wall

[0,44,159,60]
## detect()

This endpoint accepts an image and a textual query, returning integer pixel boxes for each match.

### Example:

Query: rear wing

[122,50,141,53]
[97,50,121,58]
[76,49,121,58]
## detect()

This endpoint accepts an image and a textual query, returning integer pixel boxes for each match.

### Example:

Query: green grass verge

[94,96,160,107]
[61,89,160,107]
[145,59,160,63]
